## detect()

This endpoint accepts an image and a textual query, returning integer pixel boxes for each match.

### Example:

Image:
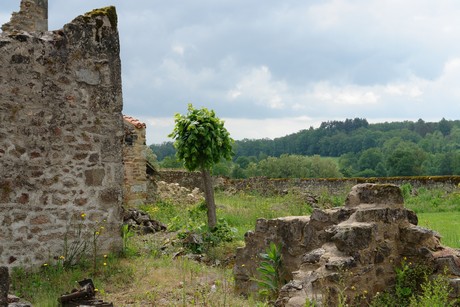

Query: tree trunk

[201,168,217,229]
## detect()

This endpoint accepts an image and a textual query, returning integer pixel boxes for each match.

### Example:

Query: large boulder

[234,184,460,306]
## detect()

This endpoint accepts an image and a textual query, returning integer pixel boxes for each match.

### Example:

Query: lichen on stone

[83,6,117,29]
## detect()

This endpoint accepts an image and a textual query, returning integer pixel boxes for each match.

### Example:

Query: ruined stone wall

[123,116,148,207]
[158,169,205,191]
[234,184,460,305]
[2,0,48,33]
[228,176,460,195]
[157,171,460,197]
[0,7,124,268]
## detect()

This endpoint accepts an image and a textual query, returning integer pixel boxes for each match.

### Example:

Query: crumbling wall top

[1,0,48,33]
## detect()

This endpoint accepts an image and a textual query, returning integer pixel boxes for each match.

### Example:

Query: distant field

[417,212,460,248]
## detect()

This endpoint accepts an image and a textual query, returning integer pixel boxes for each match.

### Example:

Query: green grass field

[417,212,460,248]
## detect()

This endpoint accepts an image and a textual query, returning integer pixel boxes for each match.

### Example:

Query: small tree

[169,104,233,229]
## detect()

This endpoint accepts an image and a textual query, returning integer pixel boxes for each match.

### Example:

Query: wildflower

[81,213,86,219]
[363,290,368,294]
[59,255,65,260]
[95,288,99,292]
[403,257,407,261]
[100,226,104,230]
[95,231,100,235]
[43,263,48,267]
[241,264,245,267]
[103,254,108,258]
[103,262,107,266]
[351,286,356,291]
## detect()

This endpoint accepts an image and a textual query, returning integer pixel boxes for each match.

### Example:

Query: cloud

[140,115,325,145]
[227,66,287,109]
[2,0,460,145]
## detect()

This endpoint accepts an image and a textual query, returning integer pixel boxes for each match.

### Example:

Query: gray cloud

[2,0,460,144]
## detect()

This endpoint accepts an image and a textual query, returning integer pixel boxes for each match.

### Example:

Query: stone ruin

[0,2,124,268]
[123,115,154,208]
[234,183,460,306]
[1,0,48,33]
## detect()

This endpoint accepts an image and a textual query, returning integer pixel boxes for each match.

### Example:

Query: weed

[409,272,454,307]
[121,224,136,257]
[61,213,88,268]
[401,183,413,200]
[369,258,434,307]
[252,242,283,301]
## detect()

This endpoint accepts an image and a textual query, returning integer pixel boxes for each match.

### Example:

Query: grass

[402,184,460,248]
[417,212,460,248]
[10,185,460,306]
[215,190,314,240]
[403,186,460,213]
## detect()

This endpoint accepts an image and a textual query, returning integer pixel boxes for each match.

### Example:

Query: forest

[150,118,460,178]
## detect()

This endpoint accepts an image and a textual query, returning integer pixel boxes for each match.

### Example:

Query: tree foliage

[169,104,233,172]
[154,118,460,178]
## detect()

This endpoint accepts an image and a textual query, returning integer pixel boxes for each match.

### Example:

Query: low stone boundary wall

[227,176,460,195]
[158,170,460,196]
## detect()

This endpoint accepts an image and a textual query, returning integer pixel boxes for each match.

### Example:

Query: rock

[330,223,374,253]
[234,183,459,306]
[7,294,32,307]
[301,248,325,264]
[450,278,460,298]
[155,181,204,206]
[345,183,403,208]
[122,208,167,234]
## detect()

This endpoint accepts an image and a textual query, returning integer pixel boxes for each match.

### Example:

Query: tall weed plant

[252,242,283,301]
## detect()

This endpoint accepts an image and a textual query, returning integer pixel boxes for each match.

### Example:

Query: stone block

[345,183,404,208]
[330,223,374,252]
[84,168,105,186]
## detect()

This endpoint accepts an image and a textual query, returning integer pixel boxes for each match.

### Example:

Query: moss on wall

[83,6,117,29]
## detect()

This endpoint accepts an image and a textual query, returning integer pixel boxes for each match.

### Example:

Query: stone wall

[234,184,460,306]
[0,6,124,268]
[123,116,148,207]
[2,0,48,33]
[157,171,460,197]
[227,176,460,196]
[158,169,205,191]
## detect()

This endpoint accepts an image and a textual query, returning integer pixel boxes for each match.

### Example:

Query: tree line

[151,118,460,178]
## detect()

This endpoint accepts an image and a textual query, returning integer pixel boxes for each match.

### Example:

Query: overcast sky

[2,1,460,144]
